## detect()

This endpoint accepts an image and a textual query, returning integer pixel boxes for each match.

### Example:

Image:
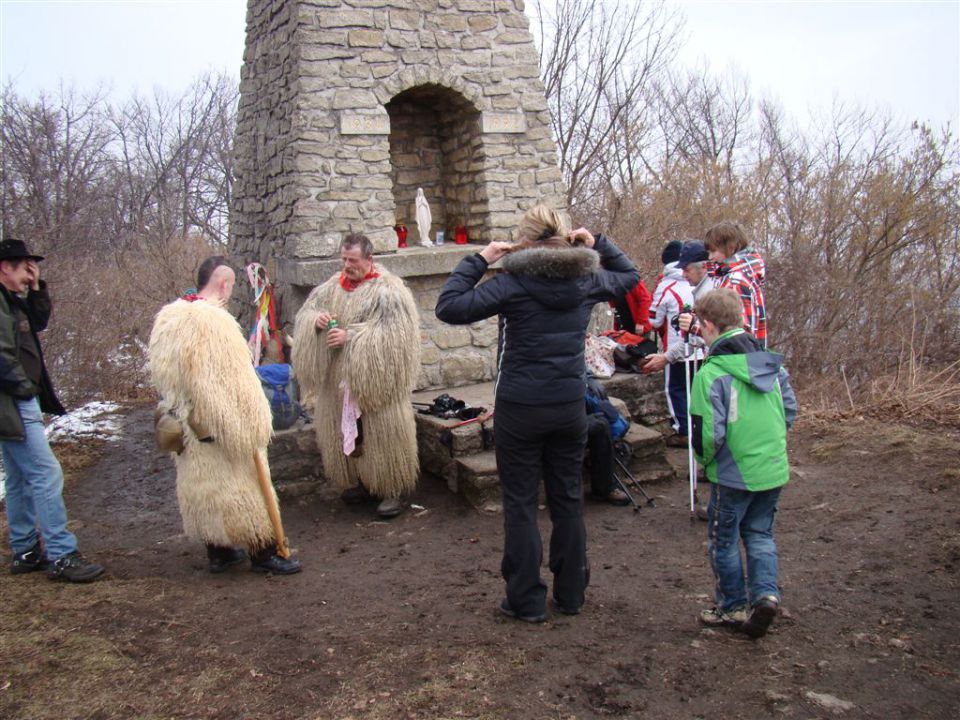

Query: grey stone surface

[268,420,323,488]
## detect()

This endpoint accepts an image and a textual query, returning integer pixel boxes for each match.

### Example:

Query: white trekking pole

[681,305,698,520]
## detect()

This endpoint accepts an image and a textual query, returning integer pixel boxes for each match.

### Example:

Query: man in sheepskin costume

[292,233,420,519]
[148,256,301,575]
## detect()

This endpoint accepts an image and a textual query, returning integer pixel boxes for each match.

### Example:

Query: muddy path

[1,404,959,719]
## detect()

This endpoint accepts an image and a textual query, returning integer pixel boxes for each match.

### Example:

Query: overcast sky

[1,0,958,131]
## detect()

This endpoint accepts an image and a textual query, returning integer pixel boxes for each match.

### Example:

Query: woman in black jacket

[435,205,639,622]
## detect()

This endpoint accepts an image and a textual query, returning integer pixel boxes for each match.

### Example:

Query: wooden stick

[253,450,290,559]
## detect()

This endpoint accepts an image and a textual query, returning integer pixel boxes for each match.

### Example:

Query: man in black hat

[0,238,104,582]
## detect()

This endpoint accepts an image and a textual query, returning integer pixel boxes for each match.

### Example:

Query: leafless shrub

[2,76,235,406]
[539,0,959,420]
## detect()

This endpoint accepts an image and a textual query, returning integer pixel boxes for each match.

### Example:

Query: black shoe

[10,541,48,574]
[550,596,582,616]
[340,484,372,505]
[250,553,302,575]
[599,488,631,506]
[498,598,546,624]
[207,546,247,574]
[741,596,779,638]
[46,551,105,583]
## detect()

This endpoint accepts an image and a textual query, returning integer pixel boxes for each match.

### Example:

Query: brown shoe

[604,489,631,506]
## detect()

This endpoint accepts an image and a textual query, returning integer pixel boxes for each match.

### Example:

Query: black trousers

[494,396,589,616]
[586,413,615,498]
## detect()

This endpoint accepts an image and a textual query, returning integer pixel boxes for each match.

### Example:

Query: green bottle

[327,318,339,330]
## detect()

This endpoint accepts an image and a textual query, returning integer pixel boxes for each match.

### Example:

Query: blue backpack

[585,379,629,440]
[255,363,301,431]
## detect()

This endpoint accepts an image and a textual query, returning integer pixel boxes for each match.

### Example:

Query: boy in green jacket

[689,289,797,638]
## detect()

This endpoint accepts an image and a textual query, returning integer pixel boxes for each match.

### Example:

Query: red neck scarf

[339,267,380,292]
[182,293,203,303]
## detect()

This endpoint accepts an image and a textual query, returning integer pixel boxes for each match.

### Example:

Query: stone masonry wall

[231,0,566,388]
[232,0,300,266]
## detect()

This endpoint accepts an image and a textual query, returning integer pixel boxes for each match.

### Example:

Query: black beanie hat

[661,240,683,265]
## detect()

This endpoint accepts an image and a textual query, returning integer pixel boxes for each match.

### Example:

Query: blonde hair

[515,204,572,248]
[695,289,744,333]
[703,221,749,258]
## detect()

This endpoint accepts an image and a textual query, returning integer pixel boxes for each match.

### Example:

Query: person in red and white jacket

[643,241,708,446]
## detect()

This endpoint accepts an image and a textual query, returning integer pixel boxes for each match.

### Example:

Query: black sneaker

[206,546,248,574]
[10,542,48,574]
[499,598,546,624]
[46,551,105,583]
[550,596,582,616]
[741,596,779,638]
[340,484,372,505]
[250,553,302,575]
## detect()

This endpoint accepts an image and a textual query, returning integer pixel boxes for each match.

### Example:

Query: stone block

[267,420,322,485]
[440,353,489,385]
[384,30,417,48]
[388,8,420,30]
[332,89,379,110]
[433,326,472,349]
[293,232,341,259]
[316,10,377,28]
[436,14,467,32]
[470,320,499,347]
[420,345,440,364]
[348,29,385,47]
[467,14,499,32]
[481,113,526,134]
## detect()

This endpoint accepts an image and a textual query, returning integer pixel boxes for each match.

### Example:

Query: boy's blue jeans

[707,482,782,612]
[2,397,78,561]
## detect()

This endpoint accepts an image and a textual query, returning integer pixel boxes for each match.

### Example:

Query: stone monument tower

[231,0,566,389]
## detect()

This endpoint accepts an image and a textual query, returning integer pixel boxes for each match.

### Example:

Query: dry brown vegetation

[536,0,960,423]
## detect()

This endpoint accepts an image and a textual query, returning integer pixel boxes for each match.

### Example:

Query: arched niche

[385,84,486,244]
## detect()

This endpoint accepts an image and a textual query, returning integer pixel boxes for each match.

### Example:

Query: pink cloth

[340,382,362,454]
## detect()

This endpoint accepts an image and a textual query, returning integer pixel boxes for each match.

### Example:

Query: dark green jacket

[690,329,797,491]
[0,281,65,441]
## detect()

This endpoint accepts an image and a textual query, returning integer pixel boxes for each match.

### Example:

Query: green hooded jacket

[690,328,798,491]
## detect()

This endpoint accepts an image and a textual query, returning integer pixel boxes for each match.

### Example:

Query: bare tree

[0,83,116,253]
[1,74,238,404]
[532,0,681,219]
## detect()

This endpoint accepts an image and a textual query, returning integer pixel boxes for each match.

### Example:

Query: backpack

[255,363,301,430]
[585,379,629,440]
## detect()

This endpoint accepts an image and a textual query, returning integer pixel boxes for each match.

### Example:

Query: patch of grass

[51,437,109,484]
[808,440,846,460]
[0,576,252,720]
[321,645,507,720]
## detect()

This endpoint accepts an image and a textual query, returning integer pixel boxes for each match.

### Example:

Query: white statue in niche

[415,188,433,247]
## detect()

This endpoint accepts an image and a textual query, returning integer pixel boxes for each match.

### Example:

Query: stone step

[455,451,501,513]
[599,373,671,428]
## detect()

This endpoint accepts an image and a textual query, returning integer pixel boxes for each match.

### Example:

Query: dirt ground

[1,404,959,720]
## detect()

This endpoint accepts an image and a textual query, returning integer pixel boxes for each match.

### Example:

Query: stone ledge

[275,244,493,286]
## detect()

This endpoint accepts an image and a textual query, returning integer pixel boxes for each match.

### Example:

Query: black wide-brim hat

[0,238,44,262]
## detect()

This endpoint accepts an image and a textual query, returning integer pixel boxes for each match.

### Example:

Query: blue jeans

[707,482,782,612]
[2,397,78,560]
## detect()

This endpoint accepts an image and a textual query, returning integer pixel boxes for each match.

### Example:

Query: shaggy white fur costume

[292,269,420,499]
[148,299,277,550]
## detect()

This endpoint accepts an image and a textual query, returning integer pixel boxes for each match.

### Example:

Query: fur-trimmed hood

[502,246,599,279]
[502,246,600,310]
